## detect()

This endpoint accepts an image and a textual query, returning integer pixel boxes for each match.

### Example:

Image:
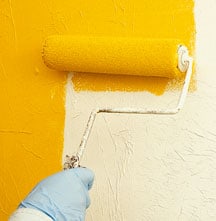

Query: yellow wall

[0,1,67,219]
[0,0,194,220]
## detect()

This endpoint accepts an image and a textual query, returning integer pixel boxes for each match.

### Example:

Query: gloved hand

[19,167,94,221]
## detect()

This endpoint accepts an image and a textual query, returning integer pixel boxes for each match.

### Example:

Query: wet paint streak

[0,130,32,134]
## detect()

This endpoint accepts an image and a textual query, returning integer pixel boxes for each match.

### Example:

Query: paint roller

[42,35,193,168]
[43,35,187,78]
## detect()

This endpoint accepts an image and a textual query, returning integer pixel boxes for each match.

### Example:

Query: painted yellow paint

[0,0,194,220]
[0,1,67,219]
[73,73,169,95]
[71,0,195,94]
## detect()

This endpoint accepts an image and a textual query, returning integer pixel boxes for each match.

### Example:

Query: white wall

[64,0,216,220]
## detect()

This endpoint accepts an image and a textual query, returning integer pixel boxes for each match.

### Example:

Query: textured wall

[64,1,216,221]
[80,1,215,220]
[2,0,214,220]
[0,1,67,220]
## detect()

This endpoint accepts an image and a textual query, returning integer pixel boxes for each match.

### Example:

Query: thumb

[73,167,95,190]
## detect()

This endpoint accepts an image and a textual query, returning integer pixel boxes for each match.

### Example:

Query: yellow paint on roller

[43,36,182,78]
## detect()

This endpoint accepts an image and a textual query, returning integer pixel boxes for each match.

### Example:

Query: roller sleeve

[43,35,183,78]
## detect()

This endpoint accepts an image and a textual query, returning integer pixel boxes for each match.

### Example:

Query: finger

[73,167,95,190]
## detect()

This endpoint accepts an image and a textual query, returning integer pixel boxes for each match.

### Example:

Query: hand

[19,167,94,221]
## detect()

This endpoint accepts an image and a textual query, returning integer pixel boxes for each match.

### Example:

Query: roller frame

[64,45,193,169]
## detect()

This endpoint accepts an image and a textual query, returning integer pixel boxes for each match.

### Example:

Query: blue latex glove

[19,168,94,221]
